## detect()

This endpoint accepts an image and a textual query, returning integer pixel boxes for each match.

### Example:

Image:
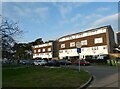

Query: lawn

[2,64,28,68]
[2,65,91,88]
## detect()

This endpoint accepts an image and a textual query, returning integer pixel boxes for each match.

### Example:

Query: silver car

[33,60,47,66]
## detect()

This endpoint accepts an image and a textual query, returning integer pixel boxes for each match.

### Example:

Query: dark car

[58,59,72,65]
[19,60,33,65]
[46,60,60,66]
[73,59,90,66]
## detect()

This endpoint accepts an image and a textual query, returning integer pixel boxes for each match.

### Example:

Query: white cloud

[59,5,72,18]
[53,2,77,18]
[13,6,49,19]
[69,13,118,35]
[13,6,31,16]
[4,5,49,24]
[60,13,82,25]
[97,7,110,12]
[85,14,102,19]
[34,7,49,19]
[70,14,82,22]
[92,13,118,27]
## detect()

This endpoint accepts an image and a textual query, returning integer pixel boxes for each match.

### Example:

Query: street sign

[76,42,81,48]
[77,48,81,53]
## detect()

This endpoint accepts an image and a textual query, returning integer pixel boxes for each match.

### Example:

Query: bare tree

[0,15,22,60]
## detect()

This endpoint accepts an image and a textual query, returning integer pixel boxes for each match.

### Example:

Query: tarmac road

[84,66,118,87]
[67,65,119,87]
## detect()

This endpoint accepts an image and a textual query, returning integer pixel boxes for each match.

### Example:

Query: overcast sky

[2,2,119,43]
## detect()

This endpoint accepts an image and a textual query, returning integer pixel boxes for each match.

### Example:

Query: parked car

[73,59,90,66]
[19,60,30,65]
[33,60,47,66]
[46,60,60,66]
[58,59,72,65]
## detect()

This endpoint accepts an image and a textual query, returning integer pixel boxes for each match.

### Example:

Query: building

[58,25,115,59]
[32,41,58,59]
[117,32,120,46]
[115,31,120,53]
[32,25,115,60]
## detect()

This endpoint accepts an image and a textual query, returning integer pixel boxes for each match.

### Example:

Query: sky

[1,1,119,43]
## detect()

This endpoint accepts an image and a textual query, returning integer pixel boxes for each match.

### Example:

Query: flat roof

[58,25,112,40]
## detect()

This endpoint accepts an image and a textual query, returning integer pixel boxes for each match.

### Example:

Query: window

[94,37,103,44]
[83,33,87,37]
[87,32,91,36]
[42,48,45,52]
[34,50,36,53]
[44,53,47,55]
[38,49,41,52]
[103,46,107,49]
[92,47,94,50]
[80,33,83,37]
[65,50,67,52]
[61,44,65,48]
[76,34,80,38]
[91,31,95,35]
[82,48,84,52]
[87,48,90,51]
[72,35,75,39]
[59,50,63,53]
[102,29,106,33]
[92,47,98,51]
[70,42,75,47]
[81,40,87,45]
[48,47,51,51]
[94,47,98,50]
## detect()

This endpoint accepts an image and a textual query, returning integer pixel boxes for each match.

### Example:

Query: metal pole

[78,53,80,72]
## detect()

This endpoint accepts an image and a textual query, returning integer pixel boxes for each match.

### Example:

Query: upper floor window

[81,40,87,45]
[94,37,103,44]
[48,47,51,51]
[34,50,36,53]
[102,28,106,33]
[61,44,65,48]
[42,48,45,52]
[70,42,75,47]
[38,49,41,52]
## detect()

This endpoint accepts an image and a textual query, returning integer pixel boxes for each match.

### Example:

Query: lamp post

[76,42,81,72]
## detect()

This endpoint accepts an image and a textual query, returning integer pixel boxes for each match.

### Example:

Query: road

[67,65,119,87]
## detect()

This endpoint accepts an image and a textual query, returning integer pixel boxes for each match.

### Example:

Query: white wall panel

[59,28,107,42]
[33,42,52,48]
[33,53,52,59]
[59,45,108,59]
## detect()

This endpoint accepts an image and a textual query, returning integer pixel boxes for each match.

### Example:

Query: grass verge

[2,66,91,88]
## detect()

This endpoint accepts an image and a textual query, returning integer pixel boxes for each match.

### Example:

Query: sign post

[76,42,81,72]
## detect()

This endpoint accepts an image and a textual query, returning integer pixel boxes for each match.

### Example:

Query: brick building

[58,25,115,59]
[32,25,115,60]
[32,41,58,59]
[117,32,120,46]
